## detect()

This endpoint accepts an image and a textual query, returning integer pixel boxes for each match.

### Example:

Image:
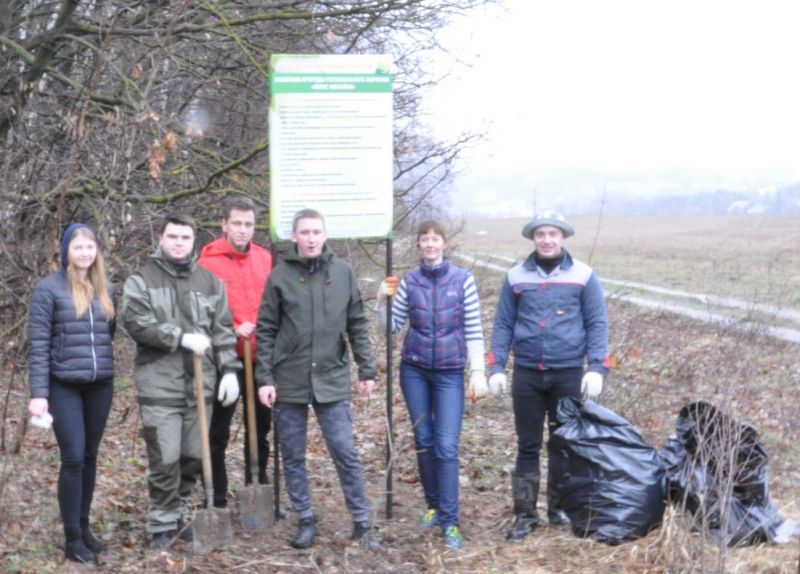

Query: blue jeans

[400,362,464,528]
[275,400,371,523]
[49,379,113,539]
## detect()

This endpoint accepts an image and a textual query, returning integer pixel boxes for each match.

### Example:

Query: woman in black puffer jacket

[28,223,115,564]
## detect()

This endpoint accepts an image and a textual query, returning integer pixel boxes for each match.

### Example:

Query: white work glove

[488,373,508,396]
[181,333,211,355]
[581,371,603,400]
[467,370,488,401]
[217,372,240,407]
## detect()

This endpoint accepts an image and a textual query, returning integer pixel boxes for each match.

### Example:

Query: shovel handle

[243,339,260,479]
[193,353,215,501]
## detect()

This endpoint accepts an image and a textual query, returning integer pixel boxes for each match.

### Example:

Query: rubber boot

[547,486,570,526]
[506,472,539,540]
[547,466,570,526]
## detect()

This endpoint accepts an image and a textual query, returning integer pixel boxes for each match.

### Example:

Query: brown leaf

[162,131,177,152]
[131,63,143,80]
[147,140,165,180]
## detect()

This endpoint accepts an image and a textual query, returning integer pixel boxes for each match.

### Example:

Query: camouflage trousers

[139,402,211,533]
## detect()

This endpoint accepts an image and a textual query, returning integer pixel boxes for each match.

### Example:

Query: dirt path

[454,253,800,344]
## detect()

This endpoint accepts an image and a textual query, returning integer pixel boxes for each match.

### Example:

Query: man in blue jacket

[488,211,609,541]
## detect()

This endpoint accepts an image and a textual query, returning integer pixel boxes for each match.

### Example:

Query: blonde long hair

[65,228,115,320]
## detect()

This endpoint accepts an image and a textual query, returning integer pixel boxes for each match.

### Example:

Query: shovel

[237,338,274,529]
[192,353,233,552]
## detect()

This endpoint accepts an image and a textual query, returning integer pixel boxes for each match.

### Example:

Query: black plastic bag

[658,401,786,546]
[550,397,667,545]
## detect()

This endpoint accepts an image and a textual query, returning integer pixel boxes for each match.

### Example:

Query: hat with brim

[521,211,574,239]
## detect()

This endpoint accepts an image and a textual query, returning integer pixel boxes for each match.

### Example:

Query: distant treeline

[606,183,800,215]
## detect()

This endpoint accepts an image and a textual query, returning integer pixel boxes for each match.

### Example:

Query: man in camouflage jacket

[122,212,240,550]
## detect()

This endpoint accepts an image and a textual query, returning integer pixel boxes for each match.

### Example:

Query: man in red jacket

[198,195,273,508]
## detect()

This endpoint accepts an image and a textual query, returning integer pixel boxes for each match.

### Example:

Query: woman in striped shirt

[377,220,488,550]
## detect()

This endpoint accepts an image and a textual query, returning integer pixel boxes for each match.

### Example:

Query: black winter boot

[80,518,106,553]
[506,471,540,541]
[65,529,94,563]
[290,516,317,549]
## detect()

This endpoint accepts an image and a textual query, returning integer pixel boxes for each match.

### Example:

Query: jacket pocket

[51,332,65,363]
[272,334,297,368]
[338,332,347,364]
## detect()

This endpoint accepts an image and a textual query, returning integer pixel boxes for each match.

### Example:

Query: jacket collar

[419,257,451,279]
[150,246,197,276]
[523,249,573,277]
[200,236,250,260]
[284,243,333,270]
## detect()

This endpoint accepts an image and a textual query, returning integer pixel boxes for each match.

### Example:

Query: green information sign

[269,54,394,240]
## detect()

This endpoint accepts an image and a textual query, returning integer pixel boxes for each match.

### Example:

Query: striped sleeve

[463,272,483,342]
[389,277,409,334]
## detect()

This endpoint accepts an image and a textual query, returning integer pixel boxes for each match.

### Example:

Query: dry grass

[459,215,800,307]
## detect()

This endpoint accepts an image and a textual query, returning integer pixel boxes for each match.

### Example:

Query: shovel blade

[237,484,275,530]
[192,507,233,553]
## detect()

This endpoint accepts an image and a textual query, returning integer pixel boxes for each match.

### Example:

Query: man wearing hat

[488,210,609,541]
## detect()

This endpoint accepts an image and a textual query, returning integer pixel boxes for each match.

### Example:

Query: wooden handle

[243,339,260,478]
[193,353,215,499]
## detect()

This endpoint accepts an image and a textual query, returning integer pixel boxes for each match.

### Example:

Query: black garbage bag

[550,397,667,545]
[658,401,786,546]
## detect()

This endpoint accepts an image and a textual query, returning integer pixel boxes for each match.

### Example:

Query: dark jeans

[49,379,113,539]
[275,400,371,523]
[400,362,464,528]
[512,365,582,475]
[209,370,271,506]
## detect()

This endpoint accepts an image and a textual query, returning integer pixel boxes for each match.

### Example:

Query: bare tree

[0,0,494,441]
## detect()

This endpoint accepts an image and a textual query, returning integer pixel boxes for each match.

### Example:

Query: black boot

[506,472,539,540]
[546,489,570,526]
[65,529,94,564]
[290,516,317,549]
[176,518,194,542]
[80,518,106,553]
[351,521,381,551]
[547,465,570,526]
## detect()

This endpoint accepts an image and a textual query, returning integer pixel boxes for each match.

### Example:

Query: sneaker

[419,508,440,529]
[150,530,175,551]
[351,521,381,551]
[442,525,464,550]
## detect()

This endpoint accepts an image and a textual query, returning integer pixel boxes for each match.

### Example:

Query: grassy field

[0,215,798,572]
[457,215,800,308]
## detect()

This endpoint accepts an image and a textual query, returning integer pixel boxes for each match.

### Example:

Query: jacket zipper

[89,304,98,381]
[431,271,437,367]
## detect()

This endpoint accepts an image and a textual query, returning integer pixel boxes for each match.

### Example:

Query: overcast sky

[421,0,800,214]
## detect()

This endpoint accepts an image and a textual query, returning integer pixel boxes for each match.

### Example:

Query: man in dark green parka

[256,208,379,551]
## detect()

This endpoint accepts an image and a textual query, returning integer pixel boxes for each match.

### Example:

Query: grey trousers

[139,402,209,533]
[275,400,371,523]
